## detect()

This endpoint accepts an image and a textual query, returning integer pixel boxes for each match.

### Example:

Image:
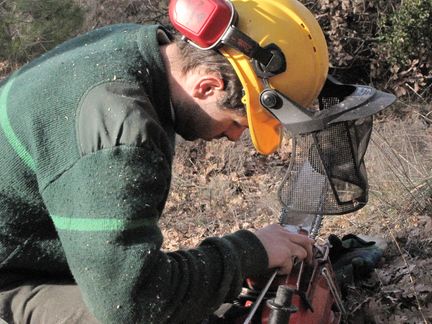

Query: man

[0,0,326,323]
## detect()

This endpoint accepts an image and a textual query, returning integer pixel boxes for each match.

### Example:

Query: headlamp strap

[222,26,272,65]
[222,26,286,75]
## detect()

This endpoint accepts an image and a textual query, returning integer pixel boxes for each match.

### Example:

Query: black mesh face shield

[278,116,372,215]
[260,76,396,216]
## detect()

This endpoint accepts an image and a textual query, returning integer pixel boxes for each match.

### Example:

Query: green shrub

[380,0,431,65]
[0,0,84,63]
[303,0,431,99]
[377,0,432,97]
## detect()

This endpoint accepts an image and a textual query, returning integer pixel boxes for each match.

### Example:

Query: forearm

[42,146,268,323]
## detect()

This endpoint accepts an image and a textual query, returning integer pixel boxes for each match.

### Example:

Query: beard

[171,97,216,141]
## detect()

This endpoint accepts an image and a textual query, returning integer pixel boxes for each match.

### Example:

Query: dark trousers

[0,280,99,324]
[0,280,243,324]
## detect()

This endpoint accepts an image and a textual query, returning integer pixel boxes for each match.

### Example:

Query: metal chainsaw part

[279,207,323,240]
[243,270,279,324]
[309,213,324,239]
[239,242,344,324]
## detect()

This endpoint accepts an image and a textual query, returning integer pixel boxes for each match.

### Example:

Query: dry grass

[73,0,169,30]
[322,103,432,238]
[161,135,284,250]
[0,61,19,82]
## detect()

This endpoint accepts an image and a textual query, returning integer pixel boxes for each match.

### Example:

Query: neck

[160,43,188,100]
[160,43,197,137]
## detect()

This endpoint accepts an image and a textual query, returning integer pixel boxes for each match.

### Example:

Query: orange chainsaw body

[260,263,341,324]
[237,244,343,324]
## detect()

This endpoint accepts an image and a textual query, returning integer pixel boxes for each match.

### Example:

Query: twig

[395,152,422,179]
[410,177,432,194]
[351,296,372,314]
[413,111,432,124]
[405,83,428,104]
[419,82,432,98]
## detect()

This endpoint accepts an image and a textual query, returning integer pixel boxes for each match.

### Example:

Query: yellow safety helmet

[169,0,329,154]
[220,0,329,154]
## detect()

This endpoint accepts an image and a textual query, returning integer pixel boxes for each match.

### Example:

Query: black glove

[328,234,384,290]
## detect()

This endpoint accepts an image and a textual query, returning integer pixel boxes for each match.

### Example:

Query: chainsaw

[231,210,345,324]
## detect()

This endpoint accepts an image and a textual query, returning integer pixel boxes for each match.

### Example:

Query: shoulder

[76,80,174,160]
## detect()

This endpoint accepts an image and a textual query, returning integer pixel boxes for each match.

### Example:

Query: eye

[233,121,242,128]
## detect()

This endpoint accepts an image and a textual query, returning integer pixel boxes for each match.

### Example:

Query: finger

[278,257,294,275]
[305,242,314,264]
[285,232,315,246]
[284,233,314,261]
[289,244,308,261]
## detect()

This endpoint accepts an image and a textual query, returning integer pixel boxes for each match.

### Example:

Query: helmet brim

[330,88,396,124]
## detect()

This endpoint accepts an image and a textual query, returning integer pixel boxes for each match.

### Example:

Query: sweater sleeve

[39,78,268,323]
[41,145,268,323]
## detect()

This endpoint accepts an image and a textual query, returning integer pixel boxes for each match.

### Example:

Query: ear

[192,74,224,100]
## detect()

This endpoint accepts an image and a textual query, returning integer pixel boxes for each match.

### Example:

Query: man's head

[169,0,330,154]
[161,35,248,142]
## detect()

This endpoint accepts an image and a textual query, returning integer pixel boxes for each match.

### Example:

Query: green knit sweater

[0,24,268,323]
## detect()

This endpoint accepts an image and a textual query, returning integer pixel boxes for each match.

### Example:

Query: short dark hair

[175,36,245,113]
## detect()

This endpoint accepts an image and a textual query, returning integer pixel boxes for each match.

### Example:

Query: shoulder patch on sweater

[76,81,163,156]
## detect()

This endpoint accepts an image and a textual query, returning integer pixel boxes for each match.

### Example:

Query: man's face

[170,67,249,141]
[173,96,248,141]
[201,104,249,141]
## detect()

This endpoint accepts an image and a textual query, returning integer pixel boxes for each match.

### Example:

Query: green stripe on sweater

[0,78,37,171]
[51,215,154,232]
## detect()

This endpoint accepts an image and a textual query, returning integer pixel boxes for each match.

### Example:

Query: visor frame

[261,76,397,135]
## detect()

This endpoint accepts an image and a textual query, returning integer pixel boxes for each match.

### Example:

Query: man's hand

[254,224,314,275]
